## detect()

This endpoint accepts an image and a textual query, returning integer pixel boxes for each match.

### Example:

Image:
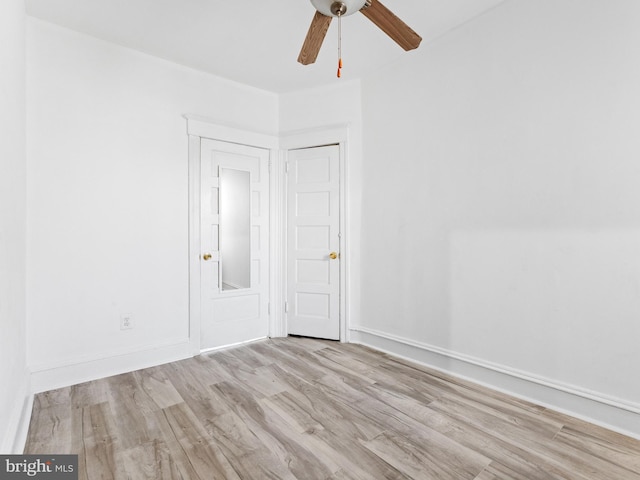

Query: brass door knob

[329,252,338,260]
[202,253,212,261]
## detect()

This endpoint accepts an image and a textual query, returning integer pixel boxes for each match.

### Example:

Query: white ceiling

[25,0,508,94]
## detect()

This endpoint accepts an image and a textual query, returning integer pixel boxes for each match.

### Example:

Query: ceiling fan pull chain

[337,13,343,78]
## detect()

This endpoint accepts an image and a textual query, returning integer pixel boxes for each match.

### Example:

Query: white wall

[356,0,640,436]
[26,19,278,391]
[280,81,364,337]
[0,0,29,453]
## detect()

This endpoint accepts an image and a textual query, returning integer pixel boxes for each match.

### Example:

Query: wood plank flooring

[24,337,640,479]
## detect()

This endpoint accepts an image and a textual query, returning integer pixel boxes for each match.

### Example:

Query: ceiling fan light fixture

[310,0,368,17]
[298,0,421,67]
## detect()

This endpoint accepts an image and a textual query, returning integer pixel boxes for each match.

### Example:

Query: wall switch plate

[120,314,133,330]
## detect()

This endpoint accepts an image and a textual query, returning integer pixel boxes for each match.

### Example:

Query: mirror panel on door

[220,167,251,291]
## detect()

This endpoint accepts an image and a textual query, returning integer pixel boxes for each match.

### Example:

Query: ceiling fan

[298,0,422,66]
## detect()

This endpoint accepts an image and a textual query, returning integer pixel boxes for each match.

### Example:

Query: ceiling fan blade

[298,11,333,65]
[360,0,422,51]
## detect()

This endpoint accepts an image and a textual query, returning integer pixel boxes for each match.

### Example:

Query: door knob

[329,252,338,260]
[202,253,212,261]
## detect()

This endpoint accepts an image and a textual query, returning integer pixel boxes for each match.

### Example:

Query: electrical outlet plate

[120,314,133,330]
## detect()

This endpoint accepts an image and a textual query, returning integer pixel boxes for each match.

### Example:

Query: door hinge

[285,162,290,174]
[284,301,289,313]
[268,160,272,173]
[268,302,271,315]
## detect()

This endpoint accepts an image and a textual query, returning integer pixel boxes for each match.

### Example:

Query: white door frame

[280,125,350,342]
[186,115,279,355]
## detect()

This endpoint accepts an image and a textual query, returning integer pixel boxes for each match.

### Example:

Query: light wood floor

[25,337,640,479]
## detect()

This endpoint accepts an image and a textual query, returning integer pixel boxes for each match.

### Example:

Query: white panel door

[200,139,269,350]
[287,145,340,340]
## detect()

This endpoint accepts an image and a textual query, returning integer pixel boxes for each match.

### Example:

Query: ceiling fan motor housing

[310,0,368,17]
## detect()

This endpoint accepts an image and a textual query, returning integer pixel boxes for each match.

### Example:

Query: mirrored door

[200,139,270,350]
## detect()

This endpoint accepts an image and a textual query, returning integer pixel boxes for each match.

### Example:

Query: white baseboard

[30,340,193,394]
[1,370,32,454]
[350,326,640,440]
